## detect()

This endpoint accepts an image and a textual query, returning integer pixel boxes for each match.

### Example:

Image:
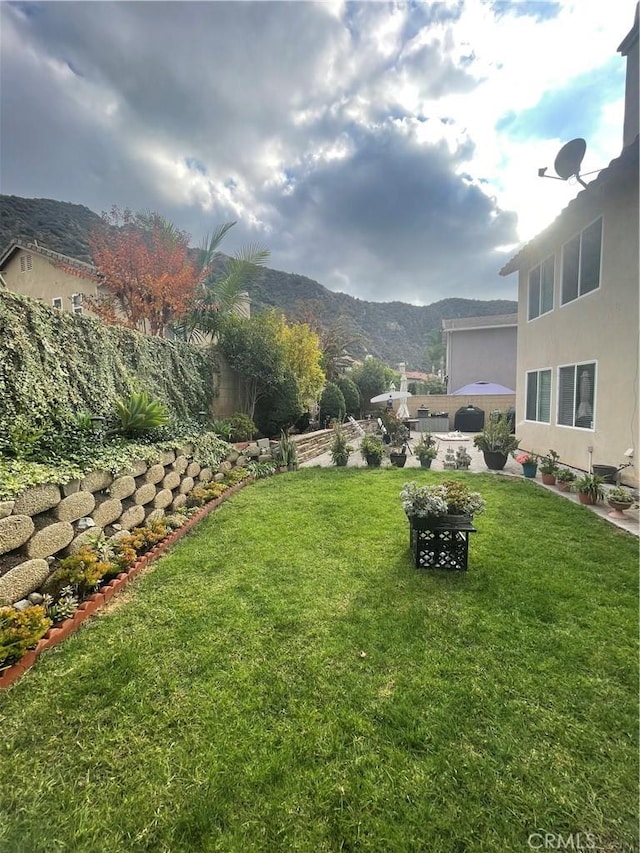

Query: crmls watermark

[527,831,600,850]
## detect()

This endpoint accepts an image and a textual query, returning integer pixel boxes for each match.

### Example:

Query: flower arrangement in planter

[330,424,354,467]
[415,433,438,469]
[400,480,486,522]
[606,486,636,519]
[555,469,577,492]
[575,473,605,505]
[515,452,538,478]
[473,414,519,470]
[539,450,560,485]
[360,433,385,467]
[401,481,485,571]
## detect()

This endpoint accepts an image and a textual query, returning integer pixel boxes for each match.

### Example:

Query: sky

[0,0,635,305]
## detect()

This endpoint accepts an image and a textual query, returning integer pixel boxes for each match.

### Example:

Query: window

[557,362,596,429]
[528,256,554,320]
[52,297,63,309]
[525,369,551,422]
[561,218,602,304]
[20,254,33,272]
[71,293,83,315]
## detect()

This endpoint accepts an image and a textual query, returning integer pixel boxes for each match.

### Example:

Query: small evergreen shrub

[0,606,51,670]
[319,382,346,425]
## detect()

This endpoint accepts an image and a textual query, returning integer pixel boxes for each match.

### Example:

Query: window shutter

[526,372,538,420]
[562,237,579,304]
[541,257,554,314]
[528,266,541,320]
[558,366,575,426]
[580,218,602,296]
[538,370,551,422]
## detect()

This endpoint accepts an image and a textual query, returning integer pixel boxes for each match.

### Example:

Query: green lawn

[0,470,637,853]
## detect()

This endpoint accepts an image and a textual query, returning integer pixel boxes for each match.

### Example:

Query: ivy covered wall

[0,291,215,422]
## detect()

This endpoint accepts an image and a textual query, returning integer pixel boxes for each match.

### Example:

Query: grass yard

[0,470,637,853]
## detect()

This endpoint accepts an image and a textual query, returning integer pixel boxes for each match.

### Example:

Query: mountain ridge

[0,194,517,367]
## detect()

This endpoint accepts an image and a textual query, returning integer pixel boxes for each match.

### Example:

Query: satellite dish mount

[538,138,588,188]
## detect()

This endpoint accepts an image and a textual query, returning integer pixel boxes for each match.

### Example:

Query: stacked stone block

[0,443,270,607]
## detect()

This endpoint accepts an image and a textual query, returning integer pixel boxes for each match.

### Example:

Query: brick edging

[0,476,254,690]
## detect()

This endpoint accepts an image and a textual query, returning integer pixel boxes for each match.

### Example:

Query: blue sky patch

[491,1,561,22]
[185,157,207,175]
[495,57,625,142]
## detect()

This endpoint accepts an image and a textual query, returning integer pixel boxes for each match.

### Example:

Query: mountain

[0,194,517,368]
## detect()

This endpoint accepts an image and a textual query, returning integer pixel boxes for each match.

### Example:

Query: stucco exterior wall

[1,249,99,315]
[446,326,517,394]
[514,180,639,487]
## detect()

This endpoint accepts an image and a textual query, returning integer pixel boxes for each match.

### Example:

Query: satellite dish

[554,138,587,180]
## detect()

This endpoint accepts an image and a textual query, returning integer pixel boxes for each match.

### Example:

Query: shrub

[111,392,169,437]
[319,382,346,425]
[253,369,303,437]
[227,413,257,442]
[48,548,114,598]
[335,377,361,417]
[1,605,51,670]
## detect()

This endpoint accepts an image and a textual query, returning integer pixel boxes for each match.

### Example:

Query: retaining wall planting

[0,441,274,608]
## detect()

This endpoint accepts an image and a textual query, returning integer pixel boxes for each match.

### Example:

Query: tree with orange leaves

[87,207,200,337]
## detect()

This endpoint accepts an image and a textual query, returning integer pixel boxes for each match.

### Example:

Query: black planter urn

[482,451,508,471]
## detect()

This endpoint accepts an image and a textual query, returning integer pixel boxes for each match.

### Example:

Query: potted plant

[555,469,576,492]
[443,447,457,470]
[400,480,486,525]
[455,445,472,470]
[360,433,384,468]
[384,413,409,467]
[415,433,438,469]
[330,424,353,467]
[575,473,605,505]
[276,430,298,471]
[539,449,560,485]
[606,486,636,518]
[515,451,538,479]
[473,413,519,470]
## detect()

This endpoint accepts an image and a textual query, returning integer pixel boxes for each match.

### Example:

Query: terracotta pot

[578,492,597,505]
[556,482,571,492]
[541,473,556,485]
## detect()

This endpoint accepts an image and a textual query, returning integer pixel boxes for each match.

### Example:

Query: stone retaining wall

[0,439,274,607]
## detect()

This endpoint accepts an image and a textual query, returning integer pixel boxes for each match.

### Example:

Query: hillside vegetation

[0,194,517,367]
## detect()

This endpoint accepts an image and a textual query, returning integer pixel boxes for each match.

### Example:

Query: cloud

[0,0,633,306]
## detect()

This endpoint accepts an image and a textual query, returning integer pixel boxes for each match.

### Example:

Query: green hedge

[0,291,214,422]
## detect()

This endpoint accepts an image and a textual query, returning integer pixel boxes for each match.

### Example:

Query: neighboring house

[442,314,517,394]
[0,240,100,316]
[499,7,639,487]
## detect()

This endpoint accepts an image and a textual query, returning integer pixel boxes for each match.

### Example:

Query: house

[499,6,639,487]
[441,314,517,394]
[0,240,100,316]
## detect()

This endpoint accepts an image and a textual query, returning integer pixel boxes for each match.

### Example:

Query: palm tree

[176,222,269,342]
